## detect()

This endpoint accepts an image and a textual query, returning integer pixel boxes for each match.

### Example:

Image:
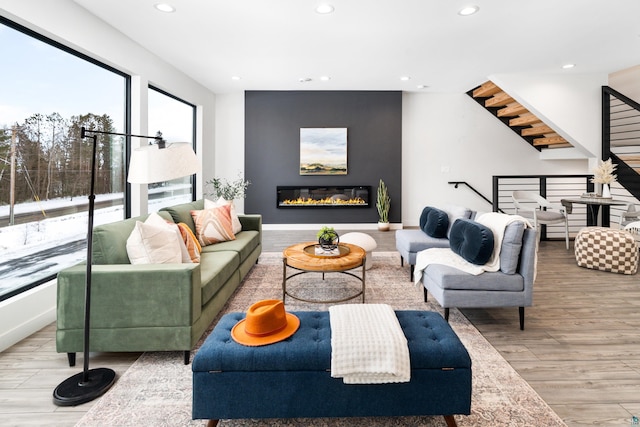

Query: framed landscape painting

[300,128,347,175]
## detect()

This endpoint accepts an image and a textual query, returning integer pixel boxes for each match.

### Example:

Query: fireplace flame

[281,197,367,206]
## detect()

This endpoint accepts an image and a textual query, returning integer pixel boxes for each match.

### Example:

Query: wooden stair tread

[473,81,502,98]
[617,154,640,163]
[533,136,568,146]
[485,92,514,108]
[510,114,542,127]
[522,125,554,137]
[498,103,528,117]
[470,80,574,151]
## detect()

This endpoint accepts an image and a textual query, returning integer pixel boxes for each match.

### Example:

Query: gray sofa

[421,227,538,330]
[56,199,262,365]
[395,205,474,280]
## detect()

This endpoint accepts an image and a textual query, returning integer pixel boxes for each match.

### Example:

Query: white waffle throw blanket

[329,304,411,384]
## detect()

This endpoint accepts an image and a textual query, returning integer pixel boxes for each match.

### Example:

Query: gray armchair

[422,228,538,330]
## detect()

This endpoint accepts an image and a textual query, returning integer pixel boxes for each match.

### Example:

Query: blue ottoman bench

[192,310,472,426]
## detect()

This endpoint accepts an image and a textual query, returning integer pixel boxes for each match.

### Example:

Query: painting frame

[299,127,348,175]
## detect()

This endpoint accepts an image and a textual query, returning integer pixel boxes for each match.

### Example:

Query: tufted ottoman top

[193,310,471,373]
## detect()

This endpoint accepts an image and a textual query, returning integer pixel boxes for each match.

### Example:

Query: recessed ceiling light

[458,5,479,16]
[400,76,411,81]
[562,63,576,69]
[231,76,241,81]
[319,76,331,81]
[154,3,175,13]
[417,85,429,89]
[299,77,312,83]
[316,4,335,14]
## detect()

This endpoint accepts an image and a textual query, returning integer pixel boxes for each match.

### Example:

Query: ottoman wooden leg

[444,414,458,427]
[207,420,219,427]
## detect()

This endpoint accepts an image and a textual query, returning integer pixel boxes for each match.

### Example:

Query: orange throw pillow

[176,222,202,262]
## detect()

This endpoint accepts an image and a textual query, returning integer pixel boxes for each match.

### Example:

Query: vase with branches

[205,173,251,200]
[591,158,617,198]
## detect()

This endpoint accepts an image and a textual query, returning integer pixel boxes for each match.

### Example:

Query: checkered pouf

[575,227,639,275]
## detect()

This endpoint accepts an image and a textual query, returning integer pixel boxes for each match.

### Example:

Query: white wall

[213,93,246,212]
[0,0,217,351]
[491,72,607,159]
[609,65,640,104]
[401,92,588,225]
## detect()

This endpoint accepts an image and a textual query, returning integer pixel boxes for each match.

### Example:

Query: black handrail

[448,181,505,213]
[602,86,640,202]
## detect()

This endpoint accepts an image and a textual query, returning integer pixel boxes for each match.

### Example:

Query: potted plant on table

[317,226,339,250]
[376,179,391,231]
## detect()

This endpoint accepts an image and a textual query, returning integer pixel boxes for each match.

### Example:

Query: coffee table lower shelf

[282,242,366,304]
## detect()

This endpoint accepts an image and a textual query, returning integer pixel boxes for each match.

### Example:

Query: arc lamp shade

[127,142,200,184]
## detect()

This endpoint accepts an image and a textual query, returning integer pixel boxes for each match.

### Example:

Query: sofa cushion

[419,207,449,238]
[449,219,494,265]
[424,264,524,292]
[92,211,174,265]
[192,205,236,246]
[499,222,525,274]
[126,213,184,265]
[160,199,205,236]
[201,230,261,263]
[199,251,240,305]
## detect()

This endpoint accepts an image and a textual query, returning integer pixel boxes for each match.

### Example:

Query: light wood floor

[1,229,639,426]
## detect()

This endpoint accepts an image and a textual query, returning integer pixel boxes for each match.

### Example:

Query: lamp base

[53,368,116,406]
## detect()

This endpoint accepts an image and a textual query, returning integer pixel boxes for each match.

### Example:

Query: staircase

[603,86,640,200]
[467,81,572,151]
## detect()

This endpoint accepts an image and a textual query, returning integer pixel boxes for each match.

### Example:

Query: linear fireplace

[277,186,370,208]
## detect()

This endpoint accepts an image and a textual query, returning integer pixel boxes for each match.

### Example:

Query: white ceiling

[73,0,640,94]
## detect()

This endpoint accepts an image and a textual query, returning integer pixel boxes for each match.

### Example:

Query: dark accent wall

[245,91,402,224]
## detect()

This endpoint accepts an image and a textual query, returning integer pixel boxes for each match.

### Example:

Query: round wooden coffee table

[282,242,366,304]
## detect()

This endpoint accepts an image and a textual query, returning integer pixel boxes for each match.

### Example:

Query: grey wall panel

[245,91,402,224]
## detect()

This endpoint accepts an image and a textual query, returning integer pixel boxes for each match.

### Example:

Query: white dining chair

[512,190,569,250]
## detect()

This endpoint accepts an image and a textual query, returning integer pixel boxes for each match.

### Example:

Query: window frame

[0,16,131,302]
[147,84,198,202]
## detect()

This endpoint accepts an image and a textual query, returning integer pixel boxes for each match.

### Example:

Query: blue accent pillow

[419,207,449,238]
[449,219,495,265]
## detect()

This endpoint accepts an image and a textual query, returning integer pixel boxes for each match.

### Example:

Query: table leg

[282,259,287,302]
[362,258,366,303]
[587,205,600,226]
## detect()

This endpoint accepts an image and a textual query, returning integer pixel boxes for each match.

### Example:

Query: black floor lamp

[52,126,200,406]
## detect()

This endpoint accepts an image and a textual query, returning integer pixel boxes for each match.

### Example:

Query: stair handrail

[448,181,505,213]
[602,85,640,202]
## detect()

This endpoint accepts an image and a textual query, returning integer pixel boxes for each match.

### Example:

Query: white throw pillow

[126,213,183,264]
[205,197,242,234]
[144,212,192,263]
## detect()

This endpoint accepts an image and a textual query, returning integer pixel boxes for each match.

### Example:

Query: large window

[0,18,128,301]
[147,87,196,211]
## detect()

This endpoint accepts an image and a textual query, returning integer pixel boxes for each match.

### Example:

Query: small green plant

[205,173,251,200]
[376,179,391,223]
[317,226,338,242]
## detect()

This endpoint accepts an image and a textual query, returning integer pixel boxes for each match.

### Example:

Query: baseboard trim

[263,223,403,231]
[0,280,56,352]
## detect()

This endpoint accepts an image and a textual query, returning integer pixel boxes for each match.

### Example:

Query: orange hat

[231,300,300,346]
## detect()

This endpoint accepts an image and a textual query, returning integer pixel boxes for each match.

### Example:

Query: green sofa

[56,199,262,365]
